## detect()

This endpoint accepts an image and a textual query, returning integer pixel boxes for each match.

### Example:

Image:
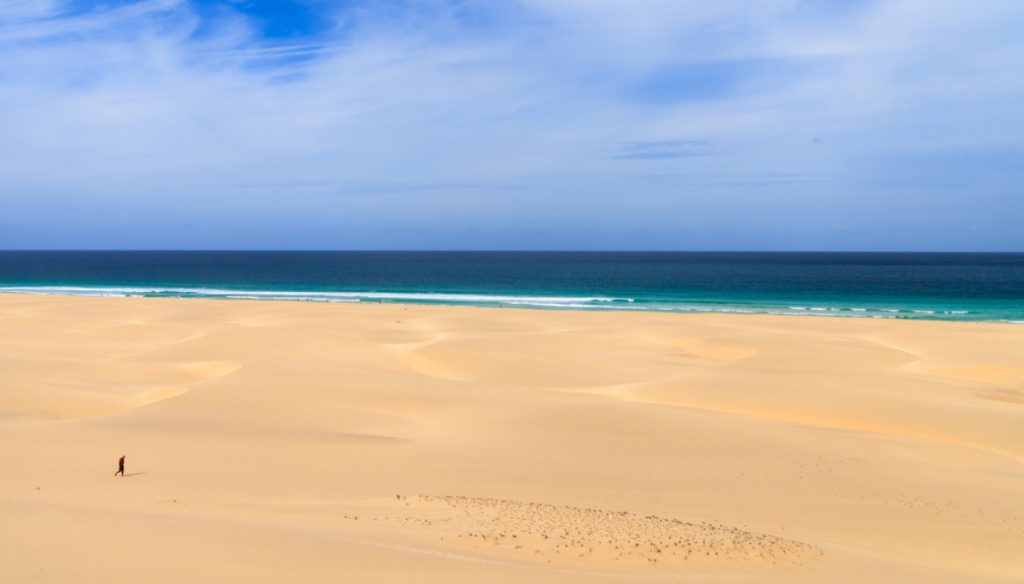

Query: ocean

[0,251,1022,322]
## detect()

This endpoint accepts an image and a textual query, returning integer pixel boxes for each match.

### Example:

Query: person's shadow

[123,472,146,477]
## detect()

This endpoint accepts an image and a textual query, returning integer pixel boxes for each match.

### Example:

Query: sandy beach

[1,293,1021,583]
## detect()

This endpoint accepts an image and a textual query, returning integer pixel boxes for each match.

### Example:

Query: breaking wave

[0,286,1010,322]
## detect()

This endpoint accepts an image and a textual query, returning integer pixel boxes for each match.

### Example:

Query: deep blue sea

[1,251,1022,322]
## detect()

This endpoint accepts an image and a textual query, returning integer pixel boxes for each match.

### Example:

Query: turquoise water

[0,251,1021,322]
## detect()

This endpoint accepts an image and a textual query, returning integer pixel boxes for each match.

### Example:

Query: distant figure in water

[114,455,125,477]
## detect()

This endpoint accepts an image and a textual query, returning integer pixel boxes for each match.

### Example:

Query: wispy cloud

[616,139,719,160]
[0,1,1022,250]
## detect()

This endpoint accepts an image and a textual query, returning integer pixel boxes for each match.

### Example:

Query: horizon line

[2,249,1023,254]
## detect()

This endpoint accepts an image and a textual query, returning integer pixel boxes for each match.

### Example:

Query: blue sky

[1,0,1022,250]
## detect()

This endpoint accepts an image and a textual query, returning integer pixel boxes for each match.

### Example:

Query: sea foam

[0,286,1007,322]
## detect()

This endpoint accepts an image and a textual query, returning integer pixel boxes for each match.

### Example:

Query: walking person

[114,455,125,477]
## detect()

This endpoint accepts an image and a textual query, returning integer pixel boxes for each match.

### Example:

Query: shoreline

[0,290,1018,324]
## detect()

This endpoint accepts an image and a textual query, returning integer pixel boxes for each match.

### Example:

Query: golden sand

[1,294,1022,582]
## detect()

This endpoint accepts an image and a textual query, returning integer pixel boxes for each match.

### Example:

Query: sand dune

[1,294,1022,583]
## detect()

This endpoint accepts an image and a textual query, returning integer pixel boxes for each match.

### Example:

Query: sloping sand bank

[1,294,1021,583]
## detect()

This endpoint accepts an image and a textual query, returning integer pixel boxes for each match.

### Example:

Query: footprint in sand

[372,495,822,570]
